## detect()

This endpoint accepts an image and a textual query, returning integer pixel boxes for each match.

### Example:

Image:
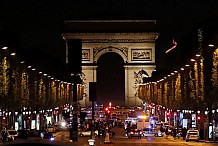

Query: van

[185,129,200,142]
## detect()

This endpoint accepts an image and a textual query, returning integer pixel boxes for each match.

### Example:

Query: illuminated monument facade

[62,20,159,107]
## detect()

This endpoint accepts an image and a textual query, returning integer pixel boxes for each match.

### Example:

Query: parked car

[78,130,98,137]
[43,132,55,141]
[7,130,18,141]
[0,129,18,142]
[154,129,164,137]
[142,128,156,137]
[128,129,142,139]
[186,129,200,142]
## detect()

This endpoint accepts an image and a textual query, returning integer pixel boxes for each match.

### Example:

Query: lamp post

[89,82,97,140]
[69,73,81,142]
[65,39,82,142]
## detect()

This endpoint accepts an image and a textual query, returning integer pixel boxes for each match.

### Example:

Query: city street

[0,1,218,146]
[2,127,217,146]
[51,128,218,146]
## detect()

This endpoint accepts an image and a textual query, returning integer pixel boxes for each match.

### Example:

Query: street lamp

[208,44,215,47]
[2,47,8,50]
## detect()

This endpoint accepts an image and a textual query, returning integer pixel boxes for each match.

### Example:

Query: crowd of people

[79,119,117,138]
[160,126,188,140]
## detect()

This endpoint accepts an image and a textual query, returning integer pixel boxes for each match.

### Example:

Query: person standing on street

[173,128,177,140]
[181,127,187,140]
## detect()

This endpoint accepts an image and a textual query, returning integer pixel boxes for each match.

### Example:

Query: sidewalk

[205,140,218,143]
[165,135,218,143]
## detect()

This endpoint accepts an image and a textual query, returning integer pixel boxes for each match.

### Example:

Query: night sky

[1,0,218,105]
[1,1,218,66]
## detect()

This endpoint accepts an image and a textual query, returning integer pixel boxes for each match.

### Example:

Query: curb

[205,141,218,143]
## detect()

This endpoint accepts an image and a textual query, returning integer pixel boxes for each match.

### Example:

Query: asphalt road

[1,127,217,146]
[52,127,218,146]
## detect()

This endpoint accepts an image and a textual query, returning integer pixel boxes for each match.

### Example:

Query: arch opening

[97,52,125,106]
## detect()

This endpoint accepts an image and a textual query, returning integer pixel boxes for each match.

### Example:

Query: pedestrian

[182,127,187,140]
[173,128,177,139]
[126,127,130,137]
[160,126,164,133]
[48,121,51,127]
[165,127,169,138]
[2,131,8,143]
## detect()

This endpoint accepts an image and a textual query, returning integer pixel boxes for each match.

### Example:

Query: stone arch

[62,20,158,107]
[94,46,128,63]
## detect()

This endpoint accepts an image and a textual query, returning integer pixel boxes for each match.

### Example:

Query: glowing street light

[2,47,8,50]
[208,44,215,47]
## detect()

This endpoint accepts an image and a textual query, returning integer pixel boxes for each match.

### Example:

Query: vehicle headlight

[50,137,55,141]
[61,121,67,127]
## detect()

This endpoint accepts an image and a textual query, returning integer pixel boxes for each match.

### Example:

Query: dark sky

[1,0,218,105]
[1,0,218,66]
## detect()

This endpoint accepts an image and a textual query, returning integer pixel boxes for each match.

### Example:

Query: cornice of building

[62,33,159,42]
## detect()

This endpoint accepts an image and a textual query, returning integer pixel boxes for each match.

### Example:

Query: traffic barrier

[104,132,113,144]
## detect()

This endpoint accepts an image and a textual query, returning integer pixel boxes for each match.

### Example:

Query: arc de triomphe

[62,20,159,107]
